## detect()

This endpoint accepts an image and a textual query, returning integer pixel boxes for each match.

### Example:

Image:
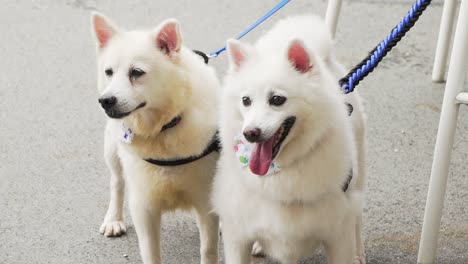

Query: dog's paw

[353,254,366,264]
[99,221,126,237]
[251,241,265,258]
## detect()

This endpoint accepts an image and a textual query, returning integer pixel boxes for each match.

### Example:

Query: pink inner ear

[288,41,312,73]
[156,23,180,55]
[232,48,245,69]
[94,17,114,49]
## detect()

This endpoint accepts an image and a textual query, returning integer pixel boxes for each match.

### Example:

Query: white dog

[91,13,220,264]
[212,15,366,264]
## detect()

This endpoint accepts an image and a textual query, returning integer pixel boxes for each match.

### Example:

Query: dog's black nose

[243,128,262,143]
[98,96,117,110]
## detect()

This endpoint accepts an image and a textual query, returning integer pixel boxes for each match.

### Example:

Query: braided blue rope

[209,0,291,57]
[340,0,432,93]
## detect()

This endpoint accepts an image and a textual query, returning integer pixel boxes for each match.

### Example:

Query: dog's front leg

[130,198,162,264]
[354,125,366,264]
[324,219,356,264]
[221,228,252,264]
[100,124,126,237]
[194,205,219,264]
[354,214,366,264]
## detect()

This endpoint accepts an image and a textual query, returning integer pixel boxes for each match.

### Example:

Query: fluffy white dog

[91,13,220,264]
[212,15,367,264]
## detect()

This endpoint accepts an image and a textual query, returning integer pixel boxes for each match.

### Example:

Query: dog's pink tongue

[249,137,274,176]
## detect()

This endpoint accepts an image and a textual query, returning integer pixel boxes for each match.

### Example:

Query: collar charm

[233,135,281,175]
[121,123,134,144]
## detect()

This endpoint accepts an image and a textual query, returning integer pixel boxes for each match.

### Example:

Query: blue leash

[201,0,432,94]
[340,0,432,93]
[208,0,291,58]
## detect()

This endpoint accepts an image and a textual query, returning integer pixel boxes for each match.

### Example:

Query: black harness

[142,115,220,166]
[144,132,221,166]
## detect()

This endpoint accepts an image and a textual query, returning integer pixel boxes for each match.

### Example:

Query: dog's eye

[269,95,287,106]
[105,68,113,77]
[130,68,146,78]
[242,96,252,107]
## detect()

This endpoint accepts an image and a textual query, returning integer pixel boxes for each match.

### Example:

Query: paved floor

[1,0,467,263]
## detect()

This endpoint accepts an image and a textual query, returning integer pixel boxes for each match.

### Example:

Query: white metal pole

[432,0,458,82]
[418,0,468,263]
[325,0,343,38]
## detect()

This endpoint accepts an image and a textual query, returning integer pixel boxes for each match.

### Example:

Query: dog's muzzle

[98,95,146,119]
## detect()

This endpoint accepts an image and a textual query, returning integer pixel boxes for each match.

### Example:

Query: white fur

[91,13,220,264]
[212,15,367,264]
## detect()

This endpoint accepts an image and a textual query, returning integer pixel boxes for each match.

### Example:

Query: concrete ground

[1,0,467,263]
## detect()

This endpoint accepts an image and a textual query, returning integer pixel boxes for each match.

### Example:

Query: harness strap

[345,102,353,116]
[161,116,181,132]
[144,132,221,166]
[342,169,353,192]
[342,103,354,192]
[192,50,209,64]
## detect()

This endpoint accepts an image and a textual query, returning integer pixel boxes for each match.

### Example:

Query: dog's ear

[154,19,182,57]
[226,39,250,71]
[91,12,119,49]
[287,40,314,73]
